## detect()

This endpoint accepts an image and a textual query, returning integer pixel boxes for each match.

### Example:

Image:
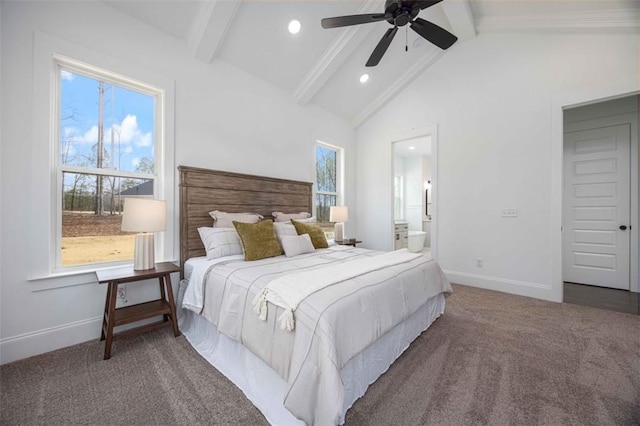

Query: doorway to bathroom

[392,132,434,257]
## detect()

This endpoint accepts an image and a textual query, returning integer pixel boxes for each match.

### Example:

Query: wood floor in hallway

[564,282,640,315]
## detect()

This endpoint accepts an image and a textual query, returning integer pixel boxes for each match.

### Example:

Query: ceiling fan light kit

[321,0,457,67]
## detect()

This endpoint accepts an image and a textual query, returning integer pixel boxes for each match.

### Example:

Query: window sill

[27,260,177,292]
[28,263,129,292]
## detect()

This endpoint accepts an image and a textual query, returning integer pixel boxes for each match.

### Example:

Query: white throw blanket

[252,248,421,331]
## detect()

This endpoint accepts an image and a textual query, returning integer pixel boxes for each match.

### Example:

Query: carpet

[1,284,639,425]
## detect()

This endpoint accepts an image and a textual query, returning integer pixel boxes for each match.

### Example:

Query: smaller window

[315,142,343,237]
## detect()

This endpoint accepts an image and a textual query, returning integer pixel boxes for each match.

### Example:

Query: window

[315,142,343,236]
[56,59,162,269]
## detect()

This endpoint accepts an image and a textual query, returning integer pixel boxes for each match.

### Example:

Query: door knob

[619,225,627,230]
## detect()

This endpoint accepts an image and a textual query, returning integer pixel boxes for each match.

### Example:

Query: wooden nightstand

[97,262,181,360]
[335,239,362,247]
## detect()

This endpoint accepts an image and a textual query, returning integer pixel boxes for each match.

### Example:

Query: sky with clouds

[60,70,154,174]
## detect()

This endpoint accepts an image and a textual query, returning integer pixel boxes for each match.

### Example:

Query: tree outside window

[315,143,342,236]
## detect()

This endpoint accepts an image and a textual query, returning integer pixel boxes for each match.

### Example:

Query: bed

[177,166,452,426]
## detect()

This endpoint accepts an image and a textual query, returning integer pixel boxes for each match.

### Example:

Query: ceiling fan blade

[321,13,387,29]
[410,17,458,50]
[416,0,444,10]
[366,27,398,67]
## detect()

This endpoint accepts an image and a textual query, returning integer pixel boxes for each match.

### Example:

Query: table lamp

[329,206,348,242]
[121,198,167,270]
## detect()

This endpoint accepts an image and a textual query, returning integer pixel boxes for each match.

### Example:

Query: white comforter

[183,246,452,425]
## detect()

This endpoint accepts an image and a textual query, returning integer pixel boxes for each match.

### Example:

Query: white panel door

[563,124,631,289]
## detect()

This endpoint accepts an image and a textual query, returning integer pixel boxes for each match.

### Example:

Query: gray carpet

[1,284,639,425]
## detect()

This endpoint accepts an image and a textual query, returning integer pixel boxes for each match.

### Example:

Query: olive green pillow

[233,220,283,261]
[291,219,329,249]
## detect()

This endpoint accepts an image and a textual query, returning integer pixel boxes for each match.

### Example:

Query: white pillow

[273,222,298,241]
[272,211,312,222]
[280,234,315,257]
[294,216,316,223]
[209,210,263,228]
[198,227,243,259]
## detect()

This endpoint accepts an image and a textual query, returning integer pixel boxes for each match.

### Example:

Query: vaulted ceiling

[103,0,639,127]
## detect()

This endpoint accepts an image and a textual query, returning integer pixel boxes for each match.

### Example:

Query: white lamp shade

[329,206,348,223]
[121,198,167,232]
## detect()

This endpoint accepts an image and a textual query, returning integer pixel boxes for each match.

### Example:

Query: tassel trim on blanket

[252,290,295,330]
[278,309,295,331]
[252,292,268,321]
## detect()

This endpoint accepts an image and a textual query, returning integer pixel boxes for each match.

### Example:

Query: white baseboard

[0,271,555,365]
[444,270,556,302]
[0,316,102,365]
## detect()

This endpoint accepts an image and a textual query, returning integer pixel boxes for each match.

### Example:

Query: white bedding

[182,246,452,425]
[178,292,446,426]
[183,256,207,281]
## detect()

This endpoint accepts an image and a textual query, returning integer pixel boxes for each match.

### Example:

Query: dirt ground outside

[61,211,334,266]
[61,211,135,266]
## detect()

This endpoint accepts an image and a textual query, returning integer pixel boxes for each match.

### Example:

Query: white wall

[403,156,423,232]
[355,32,639,301]
[0,1,355,363]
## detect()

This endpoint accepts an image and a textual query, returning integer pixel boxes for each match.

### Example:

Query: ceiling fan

[321,0,457,67]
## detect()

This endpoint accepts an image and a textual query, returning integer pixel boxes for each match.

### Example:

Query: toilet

[407,230,426,253]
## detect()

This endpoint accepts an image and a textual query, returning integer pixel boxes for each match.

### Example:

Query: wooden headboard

[178,166,313,271]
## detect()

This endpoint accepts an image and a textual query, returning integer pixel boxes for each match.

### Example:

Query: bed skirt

[178,288,446,425]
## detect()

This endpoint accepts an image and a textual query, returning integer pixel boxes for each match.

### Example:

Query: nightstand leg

[159,276,168,322]
[163,273,180,337]
[103,282,118,360]
[100,283,112,341]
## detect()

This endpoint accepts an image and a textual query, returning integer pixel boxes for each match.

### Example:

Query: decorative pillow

[273,222,298,241]
[209,210,263,228]
[291,220,329,249]
[233,220,283,261]
[197,227,243,259]
[280,234,315,257]
[272,211,312,222]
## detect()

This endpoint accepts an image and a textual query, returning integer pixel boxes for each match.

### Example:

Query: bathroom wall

[404,157,423,231]
[394,156,405,221]
[423,155,432,217]
[423,155,432,247]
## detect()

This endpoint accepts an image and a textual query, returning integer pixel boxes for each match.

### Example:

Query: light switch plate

[502,208,518,217]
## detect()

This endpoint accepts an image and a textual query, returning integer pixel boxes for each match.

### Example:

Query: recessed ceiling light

[409,146,415,150]
[288,20,301,34]
[359,73,369,84]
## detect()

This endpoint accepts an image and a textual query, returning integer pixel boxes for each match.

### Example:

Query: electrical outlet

[475,258,483,268]
[502,208,518,217]
[117,285,127,303]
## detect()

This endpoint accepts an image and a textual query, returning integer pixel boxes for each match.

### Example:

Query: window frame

[314,140,344,228]
[53,57,164,271]
[29,32,176,285]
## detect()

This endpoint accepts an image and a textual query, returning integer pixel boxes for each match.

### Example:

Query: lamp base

[133,233,155,270]
[334,222,344,242]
